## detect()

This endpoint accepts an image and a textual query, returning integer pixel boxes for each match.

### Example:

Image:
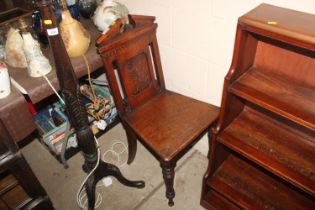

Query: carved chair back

[98,18,165,116]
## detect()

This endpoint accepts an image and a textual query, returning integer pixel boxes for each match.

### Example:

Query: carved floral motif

[125,53,151,96]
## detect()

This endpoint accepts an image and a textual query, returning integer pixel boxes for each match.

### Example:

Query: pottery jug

[4,27,27,68]
[20,19,52,77]
[59,0,91,58]
[92,0,129,33]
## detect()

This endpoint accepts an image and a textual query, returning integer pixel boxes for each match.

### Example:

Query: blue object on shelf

[33,104,69,154]
[68,4,80,20]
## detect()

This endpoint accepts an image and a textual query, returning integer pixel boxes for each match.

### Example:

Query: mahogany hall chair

[96,15,219,206]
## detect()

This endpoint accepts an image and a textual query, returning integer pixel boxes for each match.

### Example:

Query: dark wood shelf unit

[230,67,315,131]
[201,189,242,210]
[0,122,54,210]
[0,174,19,195]
[206,155,315,210]
[201,4,315,210]
[218,105,315,196]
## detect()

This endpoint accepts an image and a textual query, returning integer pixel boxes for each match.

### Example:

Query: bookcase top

[239,3,315,45]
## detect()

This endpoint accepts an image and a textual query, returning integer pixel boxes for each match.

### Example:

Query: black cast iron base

[83,160,145,210]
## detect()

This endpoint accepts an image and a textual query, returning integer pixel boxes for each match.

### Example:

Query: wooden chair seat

[97,15,219,206]
[125,90,219,161]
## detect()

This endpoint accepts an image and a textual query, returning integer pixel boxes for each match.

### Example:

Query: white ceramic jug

[22,33,52,77]
[19,19,52,77]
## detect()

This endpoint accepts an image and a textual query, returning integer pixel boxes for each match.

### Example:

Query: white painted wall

[118,0,315,155]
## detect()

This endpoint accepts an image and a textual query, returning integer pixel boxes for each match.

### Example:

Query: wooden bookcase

[0,121,54,210]
[201,4,315,209]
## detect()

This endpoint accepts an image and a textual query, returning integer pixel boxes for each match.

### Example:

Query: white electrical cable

[112,142,128,167]
[76,139,129,209]
[102,149,120,166]
[78,184,103,209]
[102,141,128,168]
[40,72,65,105]
[76,136,101,209]
[112,142,128,155]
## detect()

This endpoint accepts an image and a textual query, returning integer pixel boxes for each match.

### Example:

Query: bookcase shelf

[230,68,315,131]
[0,122,54,209]
[206,155,315,210]
[201,3,315,210]
[201,189,241,210]
[218,105,315,196]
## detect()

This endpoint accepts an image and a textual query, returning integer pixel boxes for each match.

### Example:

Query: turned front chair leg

[161,161,176,206]
[124,124,137,164]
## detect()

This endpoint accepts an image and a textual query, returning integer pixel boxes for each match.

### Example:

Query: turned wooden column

[161,162,176,206]
[38,0,97,169]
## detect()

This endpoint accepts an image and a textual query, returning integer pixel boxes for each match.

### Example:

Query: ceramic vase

[22,33,52,77]
[4,28,27,68]
[60,9,91,57]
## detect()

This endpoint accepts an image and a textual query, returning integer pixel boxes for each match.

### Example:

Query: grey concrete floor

[21,123,208,210]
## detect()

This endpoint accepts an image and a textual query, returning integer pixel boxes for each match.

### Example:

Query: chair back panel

[99,21,165,115]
